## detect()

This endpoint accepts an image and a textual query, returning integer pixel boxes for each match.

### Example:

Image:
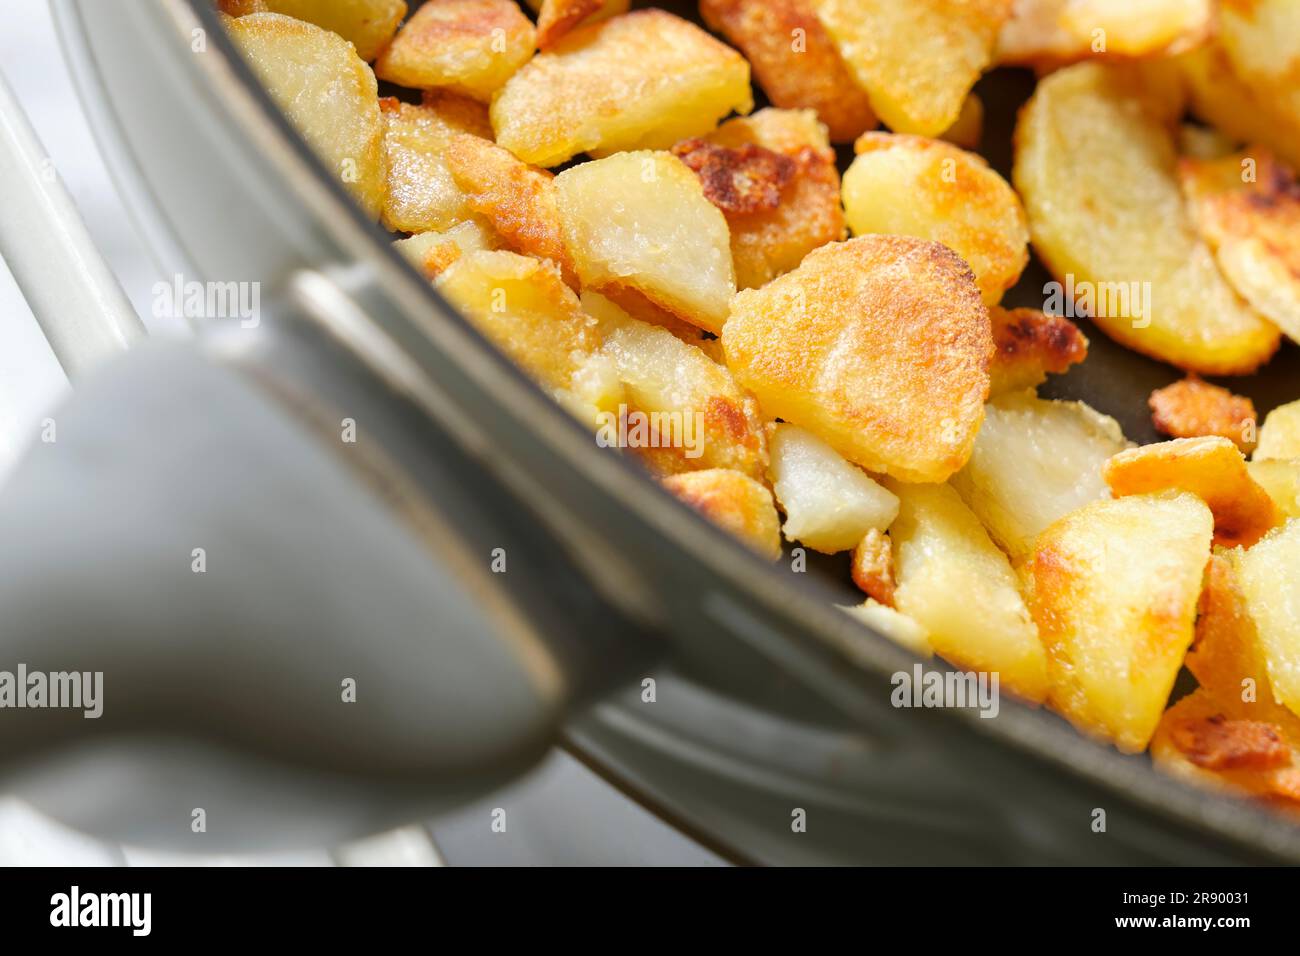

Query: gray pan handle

[0,336,655,852]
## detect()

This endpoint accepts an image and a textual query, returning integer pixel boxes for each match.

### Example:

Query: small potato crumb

[1149,375,1258,453]
[988,307,1088,396]
[850,528,895,607]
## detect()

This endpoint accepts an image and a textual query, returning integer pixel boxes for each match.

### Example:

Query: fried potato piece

[1179,148,1300,345]
[1149,376,1258,453]
[699,0,876,143]
[1217,0,1300,135]
[378,94,489,233]
[491,10,752,167]
[851,528,895,607]
[661,469,781,560]
[597,316,768,481]
[843,133,1029,305]
[950,390,1128,561]
[670,139,795,215]
[1059,0,1211,57]
[219,0,407,61]
[987,307,1088,396]
[767,424,898,554]
[443,132,575,285]
[585,288,721,357]
[995,0,1079,65]
[1014,61,1280,375]
[813,0,1011,136]
[888,479,1047,703]
[1027,491,1213,752]
[839,599,932,657]
[1232,520,1300,721]
[939,93,983,150]
[227,13,386,219]
[535,0,626,50]
[1103,437,1280,548]
[1256,400,1300,461]
[700,109,847,291]
[724,236,991,483]
[555,151,735,334]
[393,217,499,278]
[373,0,535,100]
[1248,460,1300,520]
[1179,45,1300,172]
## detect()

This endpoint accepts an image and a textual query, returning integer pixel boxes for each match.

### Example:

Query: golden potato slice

[888,480,1047,703]
[1179,44,1300,172]
[843,133,1029,305]
[767,424,899,554]
[226,12,386,219]
[435,249,599,399]
[1149,375,1258,453]
[491,10,752,167]
[950,390,1128,561]
[220,0,407,61]
[661,469,781,560]
[598,316,767,481]
[1232,520,1300,722]
[1216,0,1300,131]
[378,94,490,233]
[724,236,991,483]
[987,307,1088,397]
[1179,148,1300,345]
[1248,460,1300,520]
[535,0,627,50]
[813,0,1011,136]
[1256,400,1300,461]
[839,600,932,658]
[699,0,876,143]
[373,0,535,100]
[1058,0,1211,57]
[939,93,983,150]
[443,132,575,285]
[393,217,499,278]
[851,528,895,607]
[555,151,735,334]
[689,109,846,291]
[1027,491,1213,752]
[1103,437,1280,549]
[1015,61,1280,375]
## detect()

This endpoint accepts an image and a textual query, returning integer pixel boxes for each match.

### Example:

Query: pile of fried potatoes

[221,0,1300,812]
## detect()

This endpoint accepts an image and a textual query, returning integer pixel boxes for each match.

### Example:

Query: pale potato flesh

[392,217,499,277]
[1014,61,1280,374]
[222,0,408,61]
[1028,491,1213,752]
[724,235,992,484]
[768,424,899,554]
[1257,400,1300,461]
[1179,44,1300,172]
[813,0,1011,136]
[227,13,386,219]
[555,151,736,334]
[843,133,1028,305]
[949,390,1129,561]
[1231,520,1300,722]
[1248,459,1300,520]
[887,480,1047,702]
[1058,0,1211,57]
[378,94,490,233]
[661,468,781,560]
[839,600,933,658]
[491,10,753,167]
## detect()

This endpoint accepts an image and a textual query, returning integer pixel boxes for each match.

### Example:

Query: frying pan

[2,0,1297,864]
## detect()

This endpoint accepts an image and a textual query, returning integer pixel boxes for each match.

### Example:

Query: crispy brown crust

[536,0,625,50]
[670,139,795,215]
[988,306,1088,395]
[699,0,876,143]
[1169,713,1291,771]
[851,529,896,607]
[660,469,782,560]
[1149,375,1258,452]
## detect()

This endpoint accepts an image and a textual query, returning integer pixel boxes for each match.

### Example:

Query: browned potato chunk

[699,0,876,143]
[598,314,768,481]
[813,0,1011,136]
[843,133,1029,305]
[1103,437,1280,549]
[227,13,386,219]
[220,0,407,61]
[988,307,1088,396]
[724,235,991,483]
[691,109,847,291]
[1014,61,1280,375]
[492,10,752,167]
[1257,400,1300,461]
[393,218,499,277]
[851,528,895,607]
[375,0,534,100]
[1028,491,1213,752]
[443,132,574,285]
[378,94,490,233]
[1149,375,1258,453]
[1179,148,1300,345]
[535,0,626,50]
[555,151,735,334]
[997,0,1210,65]
[661,469,781,560]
